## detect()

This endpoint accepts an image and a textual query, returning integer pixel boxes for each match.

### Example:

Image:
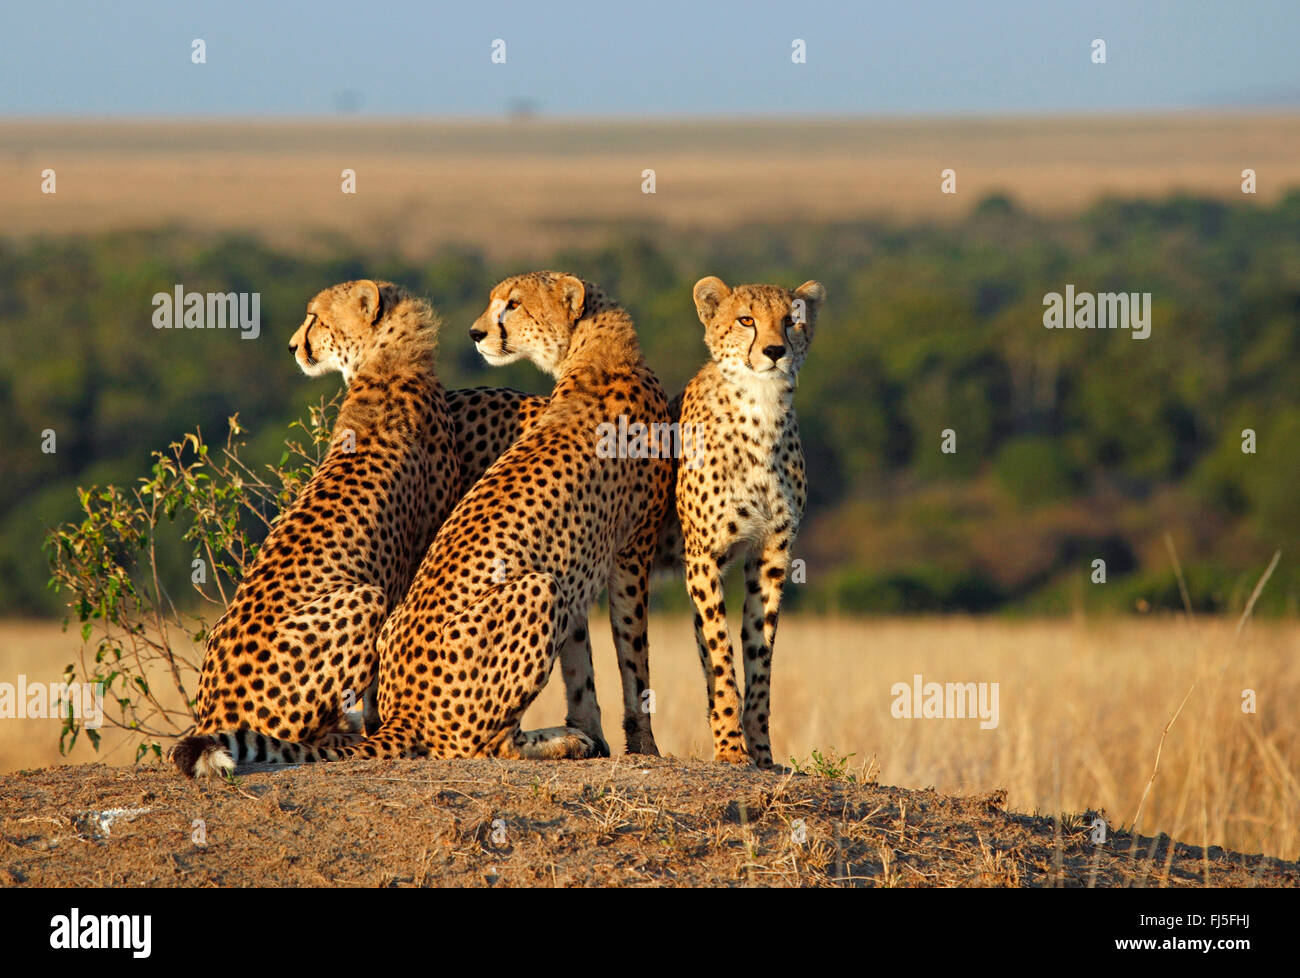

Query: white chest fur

[709,372,803,541]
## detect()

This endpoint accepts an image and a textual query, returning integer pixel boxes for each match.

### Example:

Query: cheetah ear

[354,279,383,325]
[555,275,585,322]
[793,281,826,322]
[693,276,731,326]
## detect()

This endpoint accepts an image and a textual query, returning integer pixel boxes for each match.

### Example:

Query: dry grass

[527,614,1300,861]
[3,115,1299,257]
[2,614,1296,859]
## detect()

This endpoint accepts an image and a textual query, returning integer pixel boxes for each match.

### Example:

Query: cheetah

[471,282,683,755]
[676,276,825,768]
[174,272,672,773]
[175,291,548,775]
[447,386,547,495]
[174,280,462,776]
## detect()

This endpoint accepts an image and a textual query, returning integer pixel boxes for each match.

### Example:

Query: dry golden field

[3,614,1296,860]
[3,115,1299,255]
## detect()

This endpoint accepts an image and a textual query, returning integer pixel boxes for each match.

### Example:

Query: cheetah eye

[737,316,755,328]
[783,316,796,329]
[506,299,521,311]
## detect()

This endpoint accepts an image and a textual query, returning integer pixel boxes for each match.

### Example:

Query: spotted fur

[172,282,548,778]
[676,276,825,767]
[176,272,672,772]
[172,280,458,776]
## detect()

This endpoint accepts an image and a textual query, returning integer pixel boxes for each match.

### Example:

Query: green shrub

[42,398,336,760]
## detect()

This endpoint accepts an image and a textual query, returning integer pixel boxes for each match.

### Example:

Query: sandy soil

[1,756,1294,888]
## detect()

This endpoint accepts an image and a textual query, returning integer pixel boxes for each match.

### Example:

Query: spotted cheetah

[175,280,461,775]
[676,276,825,767]
[174,272,671,773]
[471,280,683,754]
[448,386,547,495]
[174,285,549,775]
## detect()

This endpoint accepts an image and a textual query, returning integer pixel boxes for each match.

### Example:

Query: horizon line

[3,107,1300,126]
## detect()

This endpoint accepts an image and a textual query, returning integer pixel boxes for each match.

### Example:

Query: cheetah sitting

[175,272,672,772]
[471,281,684,755]
[676,276,825,768]
[174,280,462,776]
[174,293,547,776]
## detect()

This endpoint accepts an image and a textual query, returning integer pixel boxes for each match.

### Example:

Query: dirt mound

[1,757,1293,887]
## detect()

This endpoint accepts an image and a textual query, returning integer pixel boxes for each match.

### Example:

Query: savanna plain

[1,117,1296,885]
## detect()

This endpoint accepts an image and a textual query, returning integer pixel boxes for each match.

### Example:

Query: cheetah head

[693,277,826,384]
[469,271,586,377]
[289,279,407,384]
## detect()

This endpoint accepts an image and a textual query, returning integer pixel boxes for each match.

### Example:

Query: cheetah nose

[763,344,786,362]
[288,342,297,354]
[469,327,488,343]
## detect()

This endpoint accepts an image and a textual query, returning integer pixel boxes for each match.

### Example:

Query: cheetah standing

[175,272,671,772]
[676,276,825,767]
[175,280,461,775]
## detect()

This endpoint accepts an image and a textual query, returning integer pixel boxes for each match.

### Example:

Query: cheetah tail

[170,730,341,778]
[170,734,236,778]
[171,723,416,778]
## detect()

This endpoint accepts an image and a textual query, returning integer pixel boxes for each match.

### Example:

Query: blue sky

[3,0,1298,116]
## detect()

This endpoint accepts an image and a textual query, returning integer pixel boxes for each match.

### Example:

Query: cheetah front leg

[741,543,790,769]
[509,723,604,760]
[684,551,748,763]
[608,558,659,756]
[324,677,378,741]
[556,624,610,756]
